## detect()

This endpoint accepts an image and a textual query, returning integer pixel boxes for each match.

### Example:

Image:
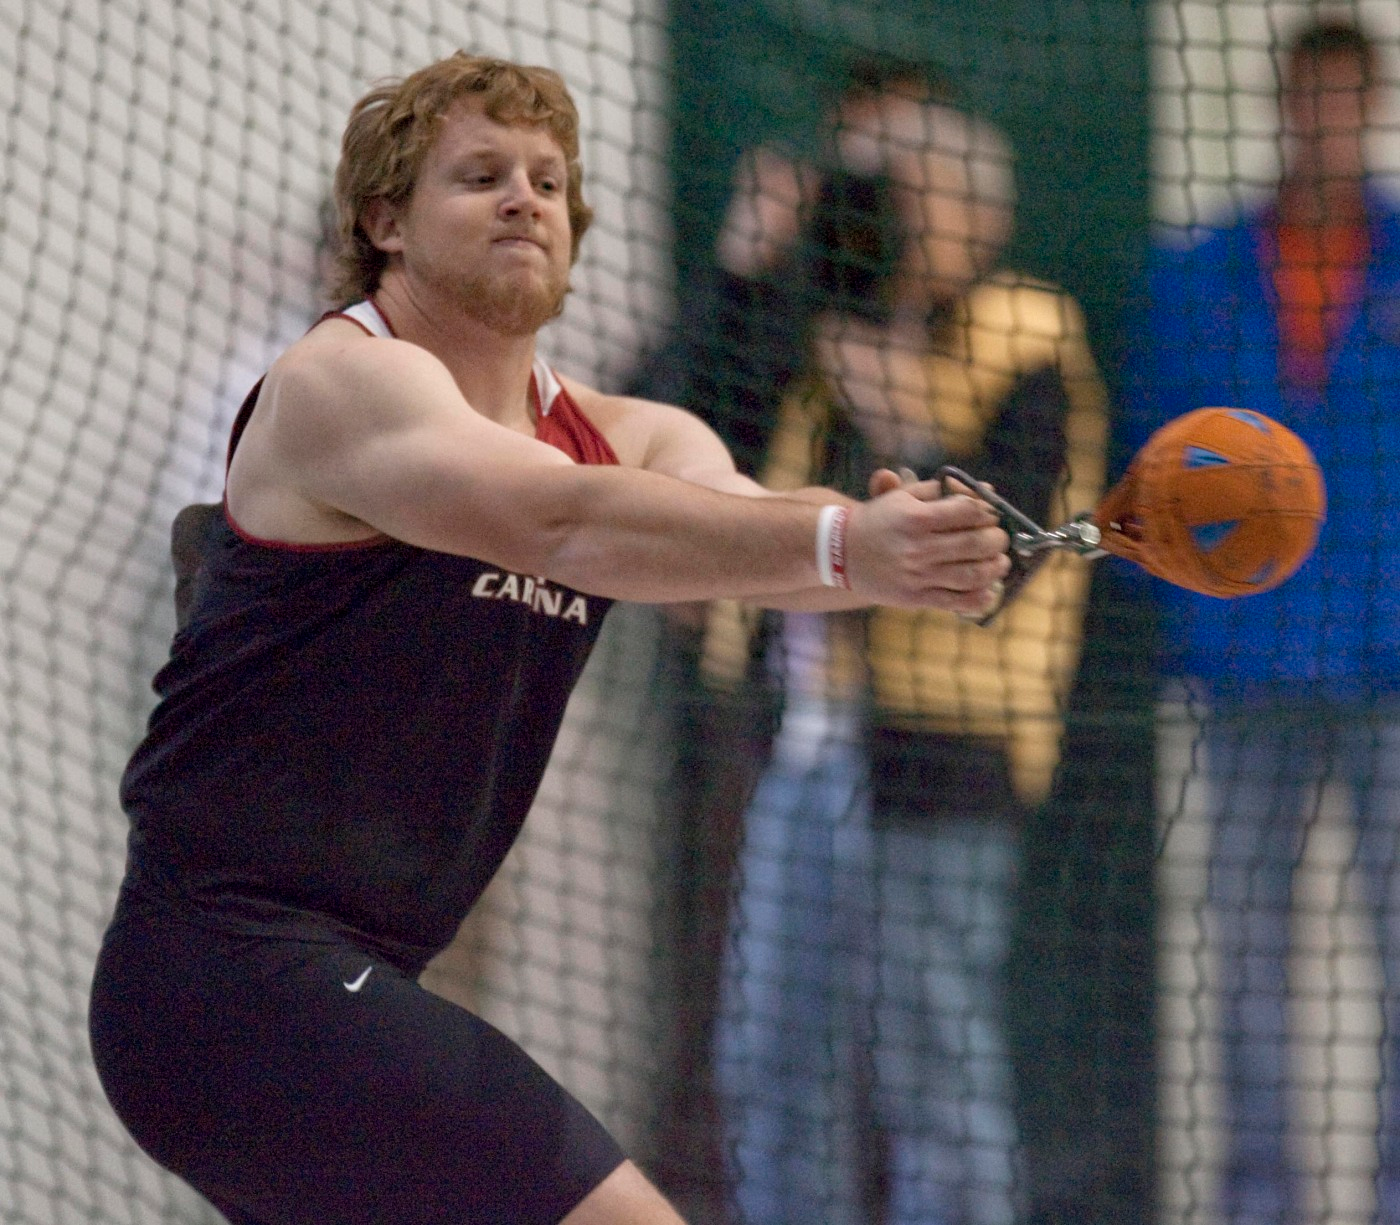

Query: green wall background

[664,3,1158,1221]
[668,0,1151,375]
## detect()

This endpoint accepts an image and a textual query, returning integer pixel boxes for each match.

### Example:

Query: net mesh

[1,3,670,1222]
[2,1,1399,1224]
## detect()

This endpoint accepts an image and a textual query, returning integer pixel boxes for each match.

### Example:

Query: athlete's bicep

[263,336,574,558]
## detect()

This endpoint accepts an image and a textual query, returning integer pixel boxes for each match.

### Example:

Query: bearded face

[373,99,576,334]
[455,234,571,336]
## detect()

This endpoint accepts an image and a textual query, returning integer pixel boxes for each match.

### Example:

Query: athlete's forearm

[528,465,1007,614]
[532,465,827,603]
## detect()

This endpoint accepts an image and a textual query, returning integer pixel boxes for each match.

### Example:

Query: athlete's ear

[361,198,405,254]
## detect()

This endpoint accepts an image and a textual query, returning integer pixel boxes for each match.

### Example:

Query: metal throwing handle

[931,465,1106,625]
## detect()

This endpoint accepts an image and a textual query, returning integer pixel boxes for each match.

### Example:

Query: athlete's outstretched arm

[230,324,1007,611]
[601,386,971,611]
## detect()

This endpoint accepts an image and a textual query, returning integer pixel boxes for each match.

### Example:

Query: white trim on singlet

[340,299,563,416]
[532,360,563,417]
[341,299,392,337]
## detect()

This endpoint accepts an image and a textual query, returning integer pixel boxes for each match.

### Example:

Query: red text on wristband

[816,505,852,590]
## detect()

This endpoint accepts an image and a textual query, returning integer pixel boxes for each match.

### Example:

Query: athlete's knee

[560,1160,687,1225]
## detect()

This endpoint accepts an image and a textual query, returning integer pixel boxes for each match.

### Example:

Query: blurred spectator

[1124,17,1400,1225]
[707,95,1108,1225]
[629,57,947,475]
[631,58,952,1218]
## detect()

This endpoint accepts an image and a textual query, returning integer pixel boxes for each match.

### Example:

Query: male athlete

[88,52,1008,1225]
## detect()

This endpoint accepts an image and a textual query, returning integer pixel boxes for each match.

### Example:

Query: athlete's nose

[499,167,543,219]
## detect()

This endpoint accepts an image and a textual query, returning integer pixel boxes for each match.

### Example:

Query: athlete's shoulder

[278,310,417,368]
[268,314,446,410]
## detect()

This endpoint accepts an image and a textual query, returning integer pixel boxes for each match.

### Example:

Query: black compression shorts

[89,896,625,1225]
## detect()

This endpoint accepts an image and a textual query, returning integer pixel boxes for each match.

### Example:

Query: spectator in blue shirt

[1125,18,1400,1225]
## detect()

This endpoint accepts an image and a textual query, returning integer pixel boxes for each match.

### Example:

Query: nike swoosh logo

[343,966,373,993]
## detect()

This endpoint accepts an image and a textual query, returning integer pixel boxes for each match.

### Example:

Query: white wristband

[815,505,852,590]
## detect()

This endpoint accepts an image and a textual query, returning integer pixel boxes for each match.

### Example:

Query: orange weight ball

[1093,407,1326,598]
